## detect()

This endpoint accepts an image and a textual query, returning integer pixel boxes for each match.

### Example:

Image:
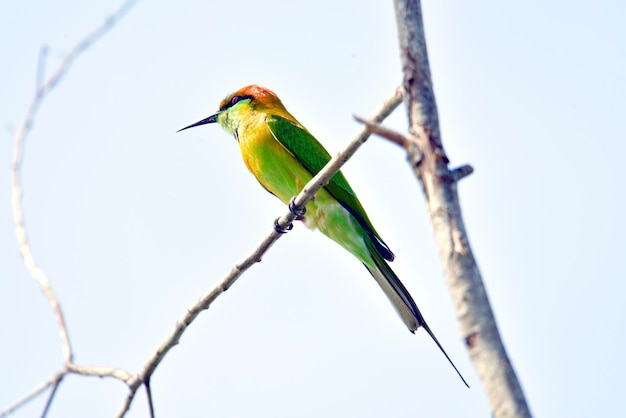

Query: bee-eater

[179,85,467,386]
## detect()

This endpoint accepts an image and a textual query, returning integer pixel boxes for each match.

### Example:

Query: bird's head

[178,85,289,135]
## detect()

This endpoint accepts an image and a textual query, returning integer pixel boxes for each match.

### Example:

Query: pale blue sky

[1,1,625,417]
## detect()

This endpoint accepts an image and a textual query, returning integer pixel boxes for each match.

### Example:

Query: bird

[179,85,468,387]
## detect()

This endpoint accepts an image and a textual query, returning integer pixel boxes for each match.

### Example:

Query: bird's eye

[221,94,252,111]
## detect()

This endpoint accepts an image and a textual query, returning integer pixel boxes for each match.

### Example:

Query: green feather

[266,115,394,261]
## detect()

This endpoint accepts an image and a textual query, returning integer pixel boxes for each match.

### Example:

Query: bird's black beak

[177,112,219,132]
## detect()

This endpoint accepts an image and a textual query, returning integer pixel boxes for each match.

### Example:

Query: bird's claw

[288,197,306,217]
[274,218,293,234]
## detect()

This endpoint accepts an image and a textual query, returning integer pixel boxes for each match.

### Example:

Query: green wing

[266,115,394,261]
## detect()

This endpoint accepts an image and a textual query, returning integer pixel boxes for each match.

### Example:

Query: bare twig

[144,380,155,418]
[4,1,137,416]
[353,114,413,148]
[113,87,404,417]
[11,0,136,364]
[354,117,475,183]
[39,374,63,418]
[451,165,474,182]
[0,373,63,418]
[65,363,134,384]
[393,1,532,417]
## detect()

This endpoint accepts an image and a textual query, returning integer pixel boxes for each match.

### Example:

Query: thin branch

[354,117,475,183]
[4,1,137,416]
[393,1,531,417]
[144,379,155,418]
[450,165,474,182]
[65,363,134,384]
[39,374,63,418]
[353,114,412,148]
[11,0,137,366]
[113,87,404,417]
[0,372,63,418]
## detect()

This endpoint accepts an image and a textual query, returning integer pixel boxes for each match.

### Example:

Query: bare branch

[65,363,134,384]
[0,373,63,418]
[450,165,474,182]
[354,117,474,184]
[4,1,137,416]
[144,380,155,418]
[39,374,63,418]
[11,0,137,366]
[353,115,412,148]
[393,1,532,417]
[353,115,416,150]
[113,87,404,417]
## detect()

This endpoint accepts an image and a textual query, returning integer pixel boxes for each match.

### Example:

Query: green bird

[179,85,467,386]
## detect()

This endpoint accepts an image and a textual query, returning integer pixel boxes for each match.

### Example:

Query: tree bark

[392,1,533,417]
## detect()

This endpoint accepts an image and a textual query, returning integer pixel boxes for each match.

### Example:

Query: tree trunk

[393,1,533,417]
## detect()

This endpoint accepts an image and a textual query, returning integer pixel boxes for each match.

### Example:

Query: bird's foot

[288,197,306,217]
[274,218,293,234]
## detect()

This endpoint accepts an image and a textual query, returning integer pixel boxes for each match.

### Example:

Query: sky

[1,0,625,417]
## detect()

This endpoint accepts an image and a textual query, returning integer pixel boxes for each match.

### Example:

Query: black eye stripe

[221,95,253,111]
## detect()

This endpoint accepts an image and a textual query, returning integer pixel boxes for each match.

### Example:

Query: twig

[144,379,155,418]
[113,87,404,417]
[4,1,137,416]
[11,0,136,365]
[0,372,62,418]
[353,114,413,149]
[354,117,475,183]
[393,1,532,417]
[39,374,63,418]
[450,165,473,182]
[65,363,134,383]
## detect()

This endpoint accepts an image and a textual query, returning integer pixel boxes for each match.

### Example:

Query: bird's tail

[363,236,469,387]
